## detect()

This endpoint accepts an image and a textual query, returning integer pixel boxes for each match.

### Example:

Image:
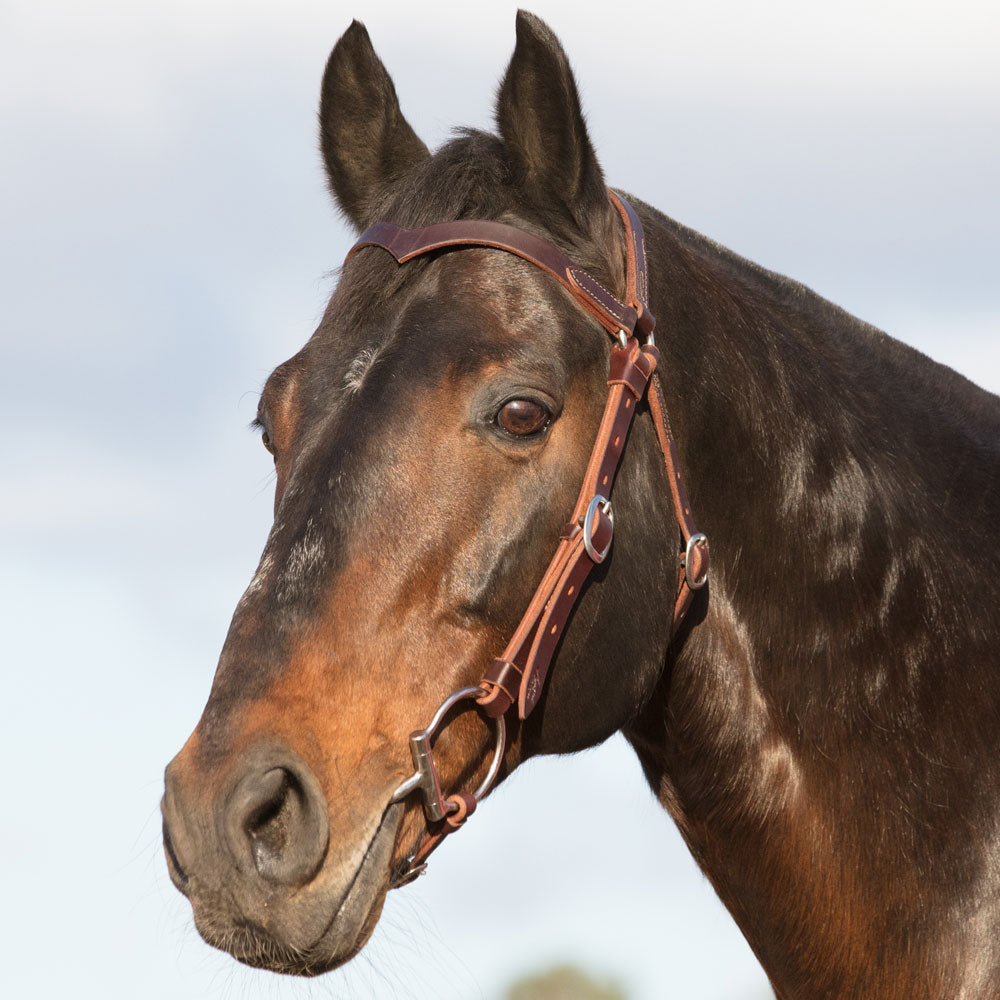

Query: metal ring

[424,686,485,735]
[582,494,613,563]
[390,685,507,818]
[473,710,506,802]
[683,533,709,589]
[616,328,628,350]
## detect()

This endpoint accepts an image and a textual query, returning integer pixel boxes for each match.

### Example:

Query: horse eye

[496,398,550,437]
[260,430,275,456]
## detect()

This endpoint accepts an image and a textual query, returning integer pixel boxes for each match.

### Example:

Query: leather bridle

[344,191,709,887]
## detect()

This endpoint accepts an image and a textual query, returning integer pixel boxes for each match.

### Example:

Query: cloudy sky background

[2,1,997,997]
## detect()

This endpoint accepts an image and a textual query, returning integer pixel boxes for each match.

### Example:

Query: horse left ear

[319,21,430,230]
[496,11,613,241]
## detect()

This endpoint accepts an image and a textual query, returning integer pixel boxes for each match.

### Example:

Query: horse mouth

[207,921,320,976]
[162,819,190,895]
[189,802,404,977]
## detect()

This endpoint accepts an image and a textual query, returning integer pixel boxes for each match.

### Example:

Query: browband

[348,191,655,341]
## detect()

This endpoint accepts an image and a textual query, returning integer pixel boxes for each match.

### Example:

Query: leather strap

[648,375,709,626]
[477,336,658,720]
[349,217,648,340]
[607,190,654,339]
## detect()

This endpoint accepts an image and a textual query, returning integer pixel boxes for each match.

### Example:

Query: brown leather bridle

[344,191,709,887]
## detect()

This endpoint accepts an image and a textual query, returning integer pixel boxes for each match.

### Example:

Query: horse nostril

[245,769,298,876]
[225,753,330,889]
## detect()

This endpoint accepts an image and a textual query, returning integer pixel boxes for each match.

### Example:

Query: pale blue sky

[2,2,997,998]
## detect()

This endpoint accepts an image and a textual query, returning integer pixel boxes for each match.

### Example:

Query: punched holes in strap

[582,340,658,506]
[518,535,601,718]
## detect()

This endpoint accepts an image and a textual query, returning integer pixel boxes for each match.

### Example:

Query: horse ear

[496,11,610,234]
[319,21,430,230]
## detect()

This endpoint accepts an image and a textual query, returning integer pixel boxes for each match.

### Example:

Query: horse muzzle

[161,741,401,975]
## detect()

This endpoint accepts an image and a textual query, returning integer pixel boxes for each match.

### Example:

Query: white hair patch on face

[343,346,379,393]
[284,517,325,580]
[272,515,328,606]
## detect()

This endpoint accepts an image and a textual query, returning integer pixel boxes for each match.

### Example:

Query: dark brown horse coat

[163,12,1000,997]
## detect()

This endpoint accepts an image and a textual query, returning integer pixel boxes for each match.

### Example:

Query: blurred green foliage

[503,964,628,1000]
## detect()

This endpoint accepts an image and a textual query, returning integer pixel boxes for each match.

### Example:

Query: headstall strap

[347,190,710,887]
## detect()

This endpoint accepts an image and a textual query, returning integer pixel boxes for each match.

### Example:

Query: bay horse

[162,12,1000,997]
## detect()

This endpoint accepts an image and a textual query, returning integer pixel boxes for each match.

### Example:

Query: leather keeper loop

[482,658,523,703]
[476,684,512,718]
[635,306,655,339]
[608,339,656,398]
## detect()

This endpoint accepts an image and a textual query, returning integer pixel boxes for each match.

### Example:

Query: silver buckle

[681,533,709,589]
[582,495,614,563]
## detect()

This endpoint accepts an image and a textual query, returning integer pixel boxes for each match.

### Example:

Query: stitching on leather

[568,268,629,324]
[639,232,648,301]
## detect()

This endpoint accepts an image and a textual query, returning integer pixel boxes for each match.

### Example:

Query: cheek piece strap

[345,190,709,887]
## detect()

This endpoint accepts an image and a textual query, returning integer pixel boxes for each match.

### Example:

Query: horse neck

[623,206,1000,994]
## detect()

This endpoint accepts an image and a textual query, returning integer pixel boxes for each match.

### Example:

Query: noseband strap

[346,191,709,886]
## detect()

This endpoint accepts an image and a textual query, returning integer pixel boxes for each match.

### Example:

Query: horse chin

[192,802,403,977]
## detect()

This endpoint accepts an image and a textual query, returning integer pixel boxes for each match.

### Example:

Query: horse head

[162,13,678,975]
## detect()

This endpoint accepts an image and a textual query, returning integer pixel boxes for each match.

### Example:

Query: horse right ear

[495,11,612,240]
[319,21,429,230]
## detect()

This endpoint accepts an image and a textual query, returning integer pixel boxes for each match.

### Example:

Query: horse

[161,12,1000,996]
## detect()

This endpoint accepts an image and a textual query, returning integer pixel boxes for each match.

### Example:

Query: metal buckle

[681,533,709,589]
[391,686,506,823]
[582,494,613,563]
